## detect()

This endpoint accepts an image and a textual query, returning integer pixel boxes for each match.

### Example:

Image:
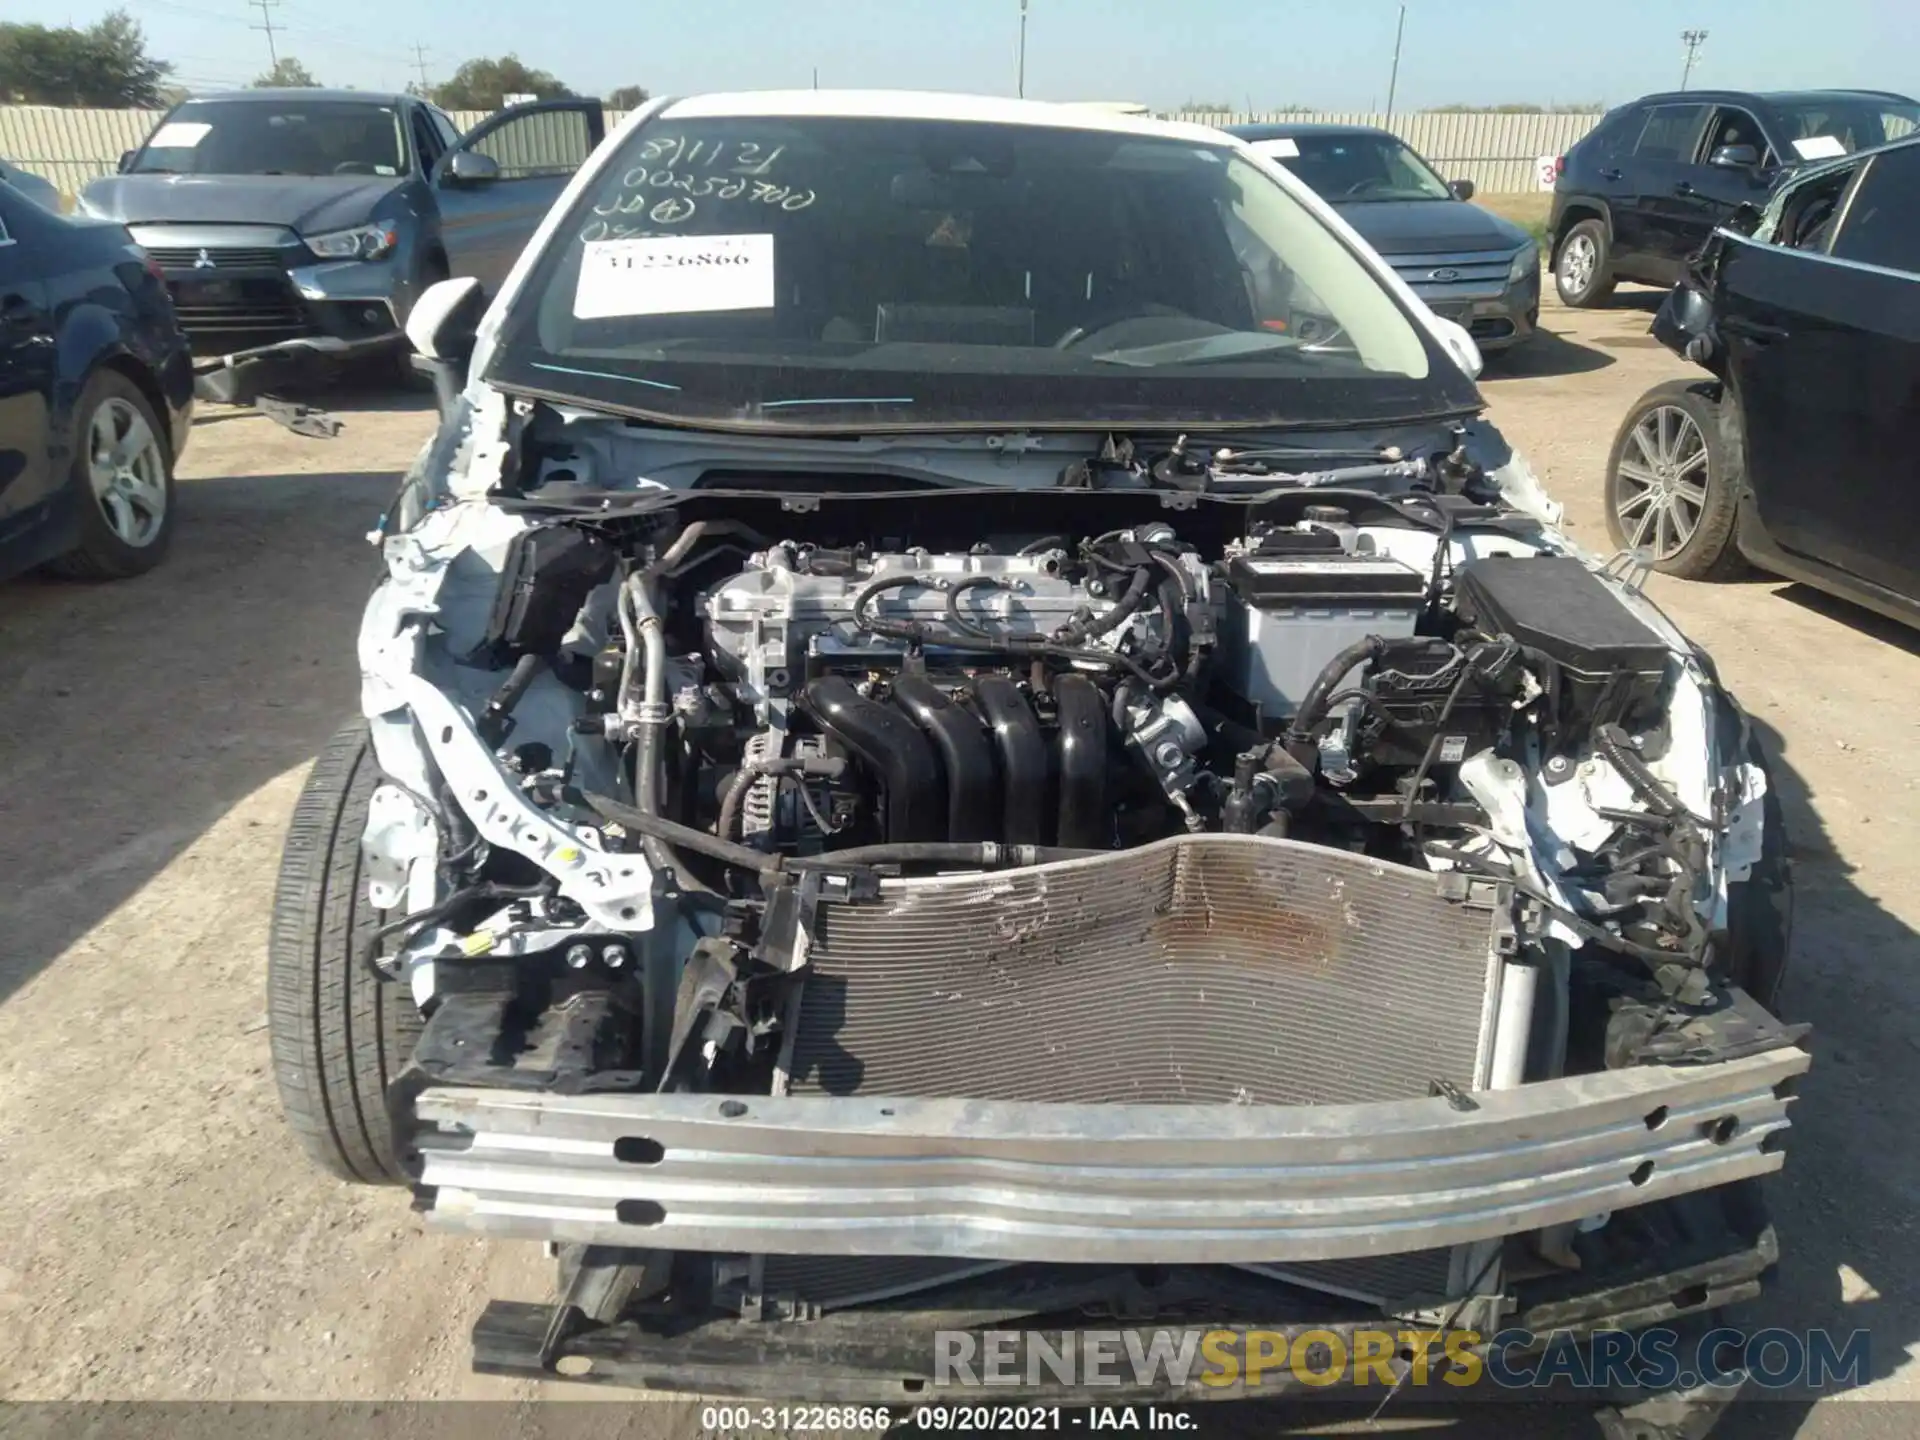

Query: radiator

[785,833,1504,1107]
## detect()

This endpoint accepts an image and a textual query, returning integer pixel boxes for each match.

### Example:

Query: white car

[267,91,1802,1423]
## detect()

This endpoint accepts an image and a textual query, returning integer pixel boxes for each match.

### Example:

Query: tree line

[2,12,1597,116]
[0,10,646,111]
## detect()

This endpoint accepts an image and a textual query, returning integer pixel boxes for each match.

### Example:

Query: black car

[0,180,194,582]
[1603,133,1920,628]
[1229,122,1540,349]
[1550,87,1918,306]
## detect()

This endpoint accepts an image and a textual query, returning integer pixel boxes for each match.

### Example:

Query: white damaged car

[267,92,1803,1424]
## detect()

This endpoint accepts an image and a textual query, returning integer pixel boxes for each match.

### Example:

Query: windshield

[131,100,406,177]
[1244,132,1454,202]
[1772,98,1920,156]
[490,114,1473,433]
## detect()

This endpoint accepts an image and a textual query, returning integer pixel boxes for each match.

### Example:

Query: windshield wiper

[1132,432,1433,494]
[1088,331,1299,368]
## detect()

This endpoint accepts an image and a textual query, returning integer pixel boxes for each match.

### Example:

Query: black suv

[1549,88,1917,305]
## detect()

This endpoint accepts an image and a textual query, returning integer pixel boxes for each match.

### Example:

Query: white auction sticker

[149,121,212,148]
[574,234,776,319]
[1253,137,1301,159]
[1790,134,1847,161]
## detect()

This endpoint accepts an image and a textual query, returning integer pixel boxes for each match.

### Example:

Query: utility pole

[1680,29,1708,90]
[1017,0,1030,99]
[812,66,819,90]
[248,0,282,67]
[1384,5,1406,119]
[411,42,431,92]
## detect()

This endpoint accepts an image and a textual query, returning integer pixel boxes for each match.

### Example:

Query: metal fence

[2,103,1596,198]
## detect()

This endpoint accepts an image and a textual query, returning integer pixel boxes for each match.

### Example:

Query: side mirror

[1727,201,1766,236]
[1428,313,1483,380]
[1448,178,1477,201]
[1709,143,1760,169]
[117,150,136,173]
[406,276,488,413]
[442,150,500,186]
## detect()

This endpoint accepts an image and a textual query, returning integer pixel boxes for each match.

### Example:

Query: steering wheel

[333,160,378,176]
[1052,302,1191,349]
[1342,177,1395,197]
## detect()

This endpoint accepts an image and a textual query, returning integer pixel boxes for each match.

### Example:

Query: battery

[1218,553,1428,724]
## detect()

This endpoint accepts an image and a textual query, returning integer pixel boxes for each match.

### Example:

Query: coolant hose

[1288,635,1389,744]
[583,792,1097,874]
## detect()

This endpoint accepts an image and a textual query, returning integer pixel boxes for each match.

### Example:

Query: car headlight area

[304,222,398,261]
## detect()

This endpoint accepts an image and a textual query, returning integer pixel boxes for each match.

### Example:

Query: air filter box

[1453,555,1670,728]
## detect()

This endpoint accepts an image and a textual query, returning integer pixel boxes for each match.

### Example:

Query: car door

[1617,102,1711,273]
[0,196,59,557]
[1679,106,1778,248]
[432,99,605,292]
[1719,144,1920,597]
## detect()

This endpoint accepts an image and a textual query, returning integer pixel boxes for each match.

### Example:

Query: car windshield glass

[1772,99,1920,156]
[491,114,1470,433]
[1248,133,1454,202]
[130,100,405,177]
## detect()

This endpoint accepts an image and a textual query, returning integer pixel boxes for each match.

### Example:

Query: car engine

[335,411,1804,1374]
[397,475,1734,1012]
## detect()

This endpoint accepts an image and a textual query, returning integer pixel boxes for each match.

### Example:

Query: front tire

[44,368,176,581]
[267,721,423,1185]
[1604,381,1745,581]
[1553,218,1616,307]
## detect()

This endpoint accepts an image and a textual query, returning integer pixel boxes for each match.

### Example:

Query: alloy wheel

[1614,404,1710,560]
[85,396,168,548]
[1560,233,1598,294]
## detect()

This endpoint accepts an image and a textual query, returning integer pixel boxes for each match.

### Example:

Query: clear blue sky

[20,0,1918,109]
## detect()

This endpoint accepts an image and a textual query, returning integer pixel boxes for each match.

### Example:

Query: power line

[1680,29,1708,91]
[248,0,282,67]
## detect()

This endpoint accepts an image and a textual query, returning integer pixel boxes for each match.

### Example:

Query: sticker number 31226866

[573,234,777,319]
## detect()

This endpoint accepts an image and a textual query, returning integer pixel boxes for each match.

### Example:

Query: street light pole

[1680,29,1708,91]
[1385,5,1406,119]
[1017,0,1030,98]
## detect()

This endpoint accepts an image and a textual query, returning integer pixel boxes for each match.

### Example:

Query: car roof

[187,87,413,105]
[659,90,1234,145]
[1225,122,1395,141]
[1626,88,1916,108]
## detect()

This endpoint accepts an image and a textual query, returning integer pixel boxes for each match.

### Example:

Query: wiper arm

[1088,331,1299,368]
[1220,458,1432,489]
[1131,432,1432,494]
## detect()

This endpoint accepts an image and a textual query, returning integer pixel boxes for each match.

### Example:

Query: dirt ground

[3,291,1917,1436]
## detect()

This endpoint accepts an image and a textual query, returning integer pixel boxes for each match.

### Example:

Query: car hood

[1330,197,1530,255]
[79,173,404,235]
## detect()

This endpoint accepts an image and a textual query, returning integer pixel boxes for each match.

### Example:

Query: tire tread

[267,721,422,1185]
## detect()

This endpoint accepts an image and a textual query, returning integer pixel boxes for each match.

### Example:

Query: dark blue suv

[1549,88,1918,305]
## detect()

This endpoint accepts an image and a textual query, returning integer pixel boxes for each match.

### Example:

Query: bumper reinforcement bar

[413,1046,1807,1264]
